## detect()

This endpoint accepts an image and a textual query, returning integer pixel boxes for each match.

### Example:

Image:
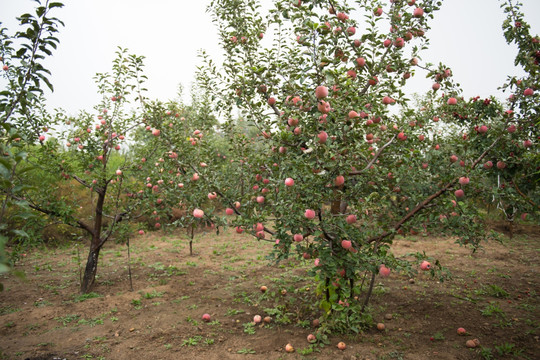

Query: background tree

[0,0,64,283]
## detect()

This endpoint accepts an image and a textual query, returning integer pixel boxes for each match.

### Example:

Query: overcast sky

[2,0,539,115]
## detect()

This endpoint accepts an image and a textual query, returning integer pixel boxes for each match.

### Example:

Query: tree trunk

[80,242,101,293]
[80,187,107,293]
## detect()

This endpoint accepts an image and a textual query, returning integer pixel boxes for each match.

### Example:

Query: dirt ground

[0,221,538,360]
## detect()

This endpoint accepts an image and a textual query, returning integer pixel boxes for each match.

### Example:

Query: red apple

[318,131,328,144]
[341,239,352,249]
[379,265,391,277]
[193,208,204,218]
[458,177,469,185]
[225,208,234,215]
[268,97,276,106]
[454,189,465,198]
[315,85,328,99]
[337,342,346,350]
[305,209,316,219]
[356,57,366,67]
[138,230,145,235]
[285,177,294,187]
[447,97,457,105]
[496,161,506,169]
[335,175,345,187]
[293,234,304,242]
[285,344,295,353]
[413,7,424,17]
[457,327,467,335]
[420,260,431,270]
[450,155,458,163]
[484,161,493,169]
[346,214,357,224]
[202,313,211,322]
[382,96,395,105]
[523,88,534,96]
[307,334,316,343]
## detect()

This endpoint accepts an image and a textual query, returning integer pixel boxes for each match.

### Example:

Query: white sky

[2,0,539,115]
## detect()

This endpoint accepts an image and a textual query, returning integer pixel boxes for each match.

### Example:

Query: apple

[374,7,383,16]
[235,226,243,233]
[523,139,532,147]
[379,265,391,277]
[305,209,316,219]
[260,285,267,293]
[422,163,428,169]
[455,189,465,198]
[2,65,8,71]
[450,155,458,163]
[192,173,199,181]
[420,260,431,270]
[256,196,265,204]
[226,208,234,215]
[337,342,346,350]
[138,230,145,235]
[335,175,345,186]
[253,315,262,324]
[447,97,457,105]
[383,39,392,47]
[478,125,488,133]
[398,132,407,141]
[394,37,405,47]
[202,313,211,322]
[116,169,122,176]
[307,334,316,343]
[484,161,493,169]
[346,214,357,224]
[193,208,204,218]
[255,223,264,232]
[457,327,467,335]
[507,124,516,133]
[234,201,241,209]
[285,344,295,353]
[152,129,160,136]
[523,88,534,96]
[413,7,424,17]
[465,339,477,348]
[458,177,470,185]
[432,83,440,91]
[433,116,439,122]
[382,96,395,105]
[285,177,294,186]
[341,239,352,249]
[318,131,328,144]
[39,135,45,141]
[293,234,304,242]
[377,323,386,331]
[208,192,217,200]
[496,161,506,169]
[356,57,366,67]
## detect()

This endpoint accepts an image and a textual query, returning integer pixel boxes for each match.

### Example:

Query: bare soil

[0,222,538,360]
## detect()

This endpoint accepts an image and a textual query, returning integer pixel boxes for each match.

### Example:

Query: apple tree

[200,0,538,331]
[0,0,64,280]
[16,48,152,293]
